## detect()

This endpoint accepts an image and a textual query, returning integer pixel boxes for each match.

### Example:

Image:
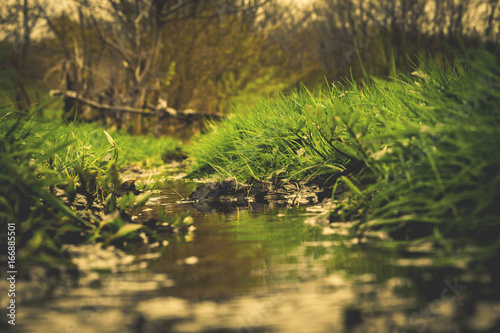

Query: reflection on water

[7,178,500,332]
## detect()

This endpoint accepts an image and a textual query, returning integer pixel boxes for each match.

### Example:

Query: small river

[10,173,500,333]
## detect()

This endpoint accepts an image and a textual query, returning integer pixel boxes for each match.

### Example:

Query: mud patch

[186,177,334,212]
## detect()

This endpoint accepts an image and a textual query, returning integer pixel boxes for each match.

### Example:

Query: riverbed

[8,173,500,333]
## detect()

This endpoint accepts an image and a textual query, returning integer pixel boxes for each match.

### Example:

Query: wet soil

[186,177,339,213]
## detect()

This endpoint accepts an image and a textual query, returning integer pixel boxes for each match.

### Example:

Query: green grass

[55,122,185,169]
[188,48,500,253]
[187,65,425,181]
[0,107,185,266]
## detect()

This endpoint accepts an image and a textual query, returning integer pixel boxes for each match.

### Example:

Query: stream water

[9,174,500,333]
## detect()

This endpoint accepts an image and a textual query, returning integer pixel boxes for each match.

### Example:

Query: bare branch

[49,89,224,119]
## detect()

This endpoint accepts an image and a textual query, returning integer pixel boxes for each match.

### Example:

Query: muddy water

[10,177,500,333]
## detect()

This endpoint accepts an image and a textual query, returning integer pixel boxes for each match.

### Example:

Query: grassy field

[188,49,500,254]
[0,107,185,266]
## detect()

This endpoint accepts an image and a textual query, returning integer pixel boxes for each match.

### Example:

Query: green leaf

[24,231,44,254]
[103,130,116,147]
[340,176,363,197]
[104,223,142,245]
[118,195,129,211]
[134,191,151,207]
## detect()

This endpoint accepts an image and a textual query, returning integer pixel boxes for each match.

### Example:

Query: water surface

[10,176,500,333]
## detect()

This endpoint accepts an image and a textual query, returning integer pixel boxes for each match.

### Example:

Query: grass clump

[348,50,500,249]
[52,122,185,169]
[0,109,101,266]
[188,49,500,251]
[0,107,184,267]
[187,64,429,181]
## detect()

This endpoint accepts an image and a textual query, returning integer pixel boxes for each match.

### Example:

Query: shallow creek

[10,174,500,333]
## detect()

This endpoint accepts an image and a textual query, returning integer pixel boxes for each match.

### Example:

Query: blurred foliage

[2,0,497,128]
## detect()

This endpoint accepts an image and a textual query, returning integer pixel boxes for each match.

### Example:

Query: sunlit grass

[60,122,185,168]
[188,49,500,253]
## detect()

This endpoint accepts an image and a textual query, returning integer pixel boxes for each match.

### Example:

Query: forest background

[1,0,499,134]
